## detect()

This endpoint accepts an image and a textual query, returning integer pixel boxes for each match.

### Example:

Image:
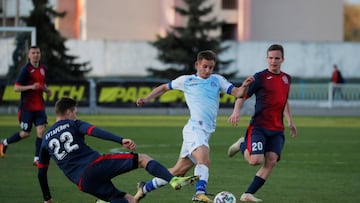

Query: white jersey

[169,74,234,133]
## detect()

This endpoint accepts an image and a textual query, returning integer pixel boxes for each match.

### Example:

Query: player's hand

[289,124,297,138]
[45,88,52,96]
[122,139,137,151]
[32,82,41,90]
[241,76,255,87]
[136,98,146,107]
[44,199,53,203]
[228,113,240,127]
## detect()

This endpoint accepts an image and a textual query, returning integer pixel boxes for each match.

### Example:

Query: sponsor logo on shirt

[282,75,289,84]
[40,68,45,76]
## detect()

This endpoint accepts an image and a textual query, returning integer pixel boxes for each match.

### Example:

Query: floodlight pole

[0,26,36,45]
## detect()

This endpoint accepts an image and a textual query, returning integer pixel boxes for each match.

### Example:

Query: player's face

[267,50,284,74]
[195,59,215,79]
[28,48,41,64]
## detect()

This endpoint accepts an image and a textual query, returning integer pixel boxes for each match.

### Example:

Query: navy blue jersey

[246,69,291,131]
[39,119,101,184]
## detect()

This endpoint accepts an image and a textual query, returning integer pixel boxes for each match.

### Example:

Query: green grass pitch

[0,114,359,203]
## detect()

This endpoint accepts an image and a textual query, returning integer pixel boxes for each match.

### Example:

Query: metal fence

[1,82,359,115]
[289,83,360,108]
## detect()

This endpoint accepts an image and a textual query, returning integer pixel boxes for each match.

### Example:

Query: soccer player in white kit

[135,50,254,203]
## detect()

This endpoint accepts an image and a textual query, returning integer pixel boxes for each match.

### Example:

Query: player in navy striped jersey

[0,46,52,165]
[227,44,298,202]
[37,97,198,203]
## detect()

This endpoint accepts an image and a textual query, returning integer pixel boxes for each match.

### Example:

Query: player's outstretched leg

[0,141,8,158]
[227,137,244,157]
[240,193,263,202]
[134,181,146,203]
[135,176,199,203]
[192,193,213,203]
[169,175,199,190]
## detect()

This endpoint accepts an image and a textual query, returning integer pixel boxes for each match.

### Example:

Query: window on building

[222,0,237,9]
[0,0,3,15]
[222,23,237,40]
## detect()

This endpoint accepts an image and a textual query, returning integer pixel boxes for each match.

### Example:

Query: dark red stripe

[87,125,96,136]
[77,153,135,191]
[247,125,254,153]
[88,153,134,168]
[37,163,49,169]
[77,177,83,191]
[17,110,21,123]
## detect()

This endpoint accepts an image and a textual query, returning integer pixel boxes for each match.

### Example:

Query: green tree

[344,3,360,41]
[147,0,236,79]
[7,0,91,83]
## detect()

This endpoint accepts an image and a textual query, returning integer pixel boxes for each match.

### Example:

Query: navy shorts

[18,110,47,132]
[243,125,285,158]
[78,152,139,202]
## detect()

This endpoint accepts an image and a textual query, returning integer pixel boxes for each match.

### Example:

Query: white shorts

[179,122,211,164]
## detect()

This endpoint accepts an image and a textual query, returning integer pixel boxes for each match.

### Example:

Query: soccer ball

[214,191,236,203]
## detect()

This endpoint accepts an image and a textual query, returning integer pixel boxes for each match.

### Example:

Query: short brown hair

[267,44,284,57]
[197,50,216,62]
[55,97,77,115]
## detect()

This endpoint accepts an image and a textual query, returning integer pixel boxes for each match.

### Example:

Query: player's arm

[284,101,297,138]
[88,126,136,151]
[228,98,245,127]
[14,68,41,92]
[14,82,41,92]
[43,84,52,96]
[230,76,254,98]
[136,83,170,106]
[37,147,52,203]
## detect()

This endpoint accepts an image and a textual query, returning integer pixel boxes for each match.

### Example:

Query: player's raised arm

[136,83,170,106]
[231,76,254,98]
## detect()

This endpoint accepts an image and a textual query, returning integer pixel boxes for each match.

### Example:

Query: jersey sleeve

[76,120,123,144]
[15,65,28,85]
[213,74,234,94]
[169,75,187,90]
[76,120,94,134]
[246,72,261,98]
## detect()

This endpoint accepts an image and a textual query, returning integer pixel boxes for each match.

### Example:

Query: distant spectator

[331,64,346,100]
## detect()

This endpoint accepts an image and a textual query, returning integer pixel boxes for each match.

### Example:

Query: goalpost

[0,26,36,77]
[0,26,36,45]
[0,26,36,114]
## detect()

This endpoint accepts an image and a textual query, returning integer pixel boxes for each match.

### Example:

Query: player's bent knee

[170,168,187,177]
[138,153,152,168]
[20,131,31,138]
[248,156,263,166]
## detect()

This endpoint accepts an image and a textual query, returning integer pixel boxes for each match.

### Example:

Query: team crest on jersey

[210,81,217,87]
[40,68,45,76]
[282,75,289,84]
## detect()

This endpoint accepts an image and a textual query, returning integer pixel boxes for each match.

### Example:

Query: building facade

[1,0,344,42]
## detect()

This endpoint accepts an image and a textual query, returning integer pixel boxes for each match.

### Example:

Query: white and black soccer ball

[214,191,236,203]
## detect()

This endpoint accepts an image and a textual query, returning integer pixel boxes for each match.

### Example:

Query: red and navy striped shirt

[246,69,291,131]
[16,63,47,111]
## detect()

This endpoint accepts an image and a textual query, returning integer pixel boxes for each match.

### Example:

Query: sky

[346,0,360,4]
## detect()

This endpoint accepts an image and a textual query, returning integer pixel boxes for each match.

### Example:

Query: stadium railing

[289,83,360,108]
